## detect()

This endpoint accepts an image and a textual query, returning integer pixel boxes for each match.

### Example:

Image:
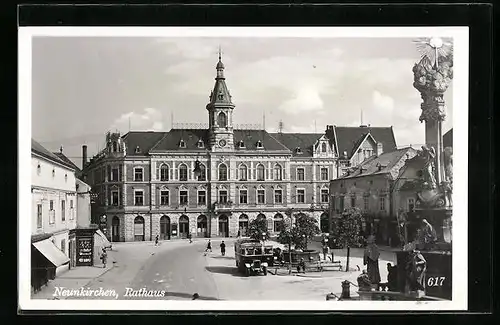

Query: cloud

[111,107,164,132]
[372,90,394,111]
[278,88,324,114]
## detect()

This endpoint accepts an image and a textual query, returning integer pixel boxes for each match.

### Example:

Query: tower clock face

[219,139,227,147]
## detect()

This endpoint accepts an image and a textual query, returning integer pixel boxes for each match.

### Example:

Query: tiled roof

[32,139,75,170]
[268,133,323,157]
[150,129,209,152]
[339,147,416,180]
[53,152,80,172]
[334,126,397,159]
[122,131,169,156]
[443,128,452,148]
[234,130,290,151]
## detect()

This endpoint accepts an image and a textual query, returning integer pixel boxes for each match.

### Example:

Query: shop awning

[32,239,69,267]
[95,229,112,248]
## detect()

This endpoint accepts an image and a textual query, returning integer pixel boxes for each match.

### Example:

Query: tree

[276,213,320,250]
[248,217,270,242]
[331,207,364,272]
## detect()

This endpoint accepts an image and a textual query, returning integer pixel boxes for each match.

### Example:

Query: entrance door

[197,215,208,237]
[134,216,145,241]
[238,214,249,236]
[112,216,120,242]
[179,215,189,238]
[160,215,171,240]
[218,215,229,237]
[320,213,329,233]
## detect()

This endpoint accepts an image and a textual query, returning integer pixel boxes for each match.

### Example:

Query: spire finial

[218,45,222,61]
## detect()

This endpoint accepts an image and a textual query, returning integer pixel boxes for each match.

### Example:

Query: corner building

[82,55,396,242]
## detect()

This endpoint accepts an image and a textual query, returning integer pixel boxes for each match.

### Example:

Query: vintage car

[234,238,274,276]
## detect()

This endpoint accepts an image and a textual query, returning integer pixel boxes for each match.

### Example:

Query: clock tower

[206,48,235,152]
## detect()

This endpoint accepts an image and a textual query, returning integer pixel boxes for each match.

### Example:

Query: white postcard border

[19,26,469,311]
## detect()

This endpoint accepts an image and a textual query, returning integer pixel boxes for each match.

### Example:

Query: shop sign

[77,237,93,266]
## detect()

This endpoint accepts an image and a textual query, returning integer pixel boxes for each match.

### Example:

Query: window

[179,190,188,205]
[364,196,369,211]
[134,168,143,181]
[379,197,386,211]
[179,140,186,148]
[320,167,329,181]
[274,189,283,204]
[339,196,345,212]
[256,140,263,149]
[135,146,141,153]
[111,191,119,206]
[37,164,41,175]
[198,190,206,205]
[239,189,248,204]
[239,164,248,181]
[60,239,65,254]
[408,198,415,212]
[218,112,227,128]
[111,167,119,181]
[160,190,169,206]
[179,164,188,181]
[238,140,245,148]
[297,168,305,181]
[198,164,206,181]
[295,147,302,154]
[112,142,118,152]
[69,200,74,220]
[256,164,265,181]
[257,189,265,204]
[49,200,55,224]
[160,165,169,181]
[219,164,228,181]
[219,190,228,204]
[321,189,329,203]
[274,164,282,180]
[351,196,356,207]
[197,140,204,148]
[61,200,66,221]
[37,204,42,228]
[321,142,327,152]
[134,190,144,206]
[297,189,305,203]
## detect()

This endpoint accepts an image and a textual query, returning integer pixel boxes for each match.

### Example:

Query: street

[52,238,396,301]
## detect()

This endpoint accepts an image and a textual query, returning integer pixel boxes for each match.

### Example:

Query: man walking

[220,240,226,256]
[205,239,212,252]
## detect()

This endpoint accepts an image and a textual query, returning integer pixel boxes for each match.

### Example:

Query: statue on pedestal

[420,145,437,189]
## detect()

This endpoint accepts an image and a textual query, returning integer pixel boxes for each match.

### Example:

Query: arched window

[256,164,265,181]
[274,164,282,180]
[320,212,329,233]
[160,215,171,240]
[219,163,228,181]
[179,215,189,238]
[198,163,206,181]
[218,112,227,128]
[274,213,284,232]
[197,215,208,237]
[112,142,118,152]
[133,216,145,241]
[321,142,327,152]
[160,164,169,181]
[256,213,266,221]
[239,164,248,181]
[178,164,188,181]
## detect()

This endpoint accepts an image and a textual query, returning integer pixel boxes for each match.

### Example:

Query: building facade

[329,147,417,246]
[82,55,398,242]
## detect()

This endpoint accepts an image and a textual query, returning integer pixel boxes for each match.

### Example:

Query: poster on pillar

[19,18,480,313]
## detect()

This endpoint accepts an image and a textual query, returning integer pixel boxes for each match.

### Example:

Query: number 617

[427,276,446,287]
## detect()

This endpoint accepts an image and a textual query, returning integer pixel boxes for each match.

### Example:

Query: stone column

[413,54,453,185]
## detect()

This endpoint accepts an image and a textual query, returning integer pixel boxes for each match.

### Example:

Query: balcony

[213,201,233,213]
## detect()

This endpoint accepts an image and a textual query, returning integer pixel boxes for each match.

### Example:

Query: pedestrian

[205,239,212,252]
[155,234,159,246]
[322,245,329,261]
[188,233,193,244]
[100,248,108,268]
[297,257,306,273]
[220,240,226,256]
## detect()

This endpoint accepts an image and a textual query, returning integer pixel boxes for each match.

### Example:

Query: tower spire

[218,45,222,61]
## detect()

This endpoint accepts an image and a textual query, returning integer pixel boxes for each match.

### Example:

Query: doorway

[197,215,208,237]
[239,214,249,236]
[179,215,189,238]
[160,215,171,240]
[218,215,229,237]
[112,216,120,242]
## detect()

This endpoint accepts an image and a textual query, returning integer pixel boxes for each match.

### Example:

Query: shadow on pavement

[164,291,220,300]
[209,256,234,260]
[205,266,246,277]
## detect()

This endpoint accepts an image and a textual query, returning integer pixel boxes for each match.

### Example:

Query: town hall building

[81,53,397,242]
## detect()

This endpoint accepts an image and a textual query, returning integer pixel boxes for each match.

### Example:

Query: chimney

[59,145,63,154]
[377,142,383,156]
[82,145,88,169]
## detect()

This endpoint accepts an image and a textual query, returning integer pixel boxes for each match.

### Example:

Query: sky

[31,36,453,168]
